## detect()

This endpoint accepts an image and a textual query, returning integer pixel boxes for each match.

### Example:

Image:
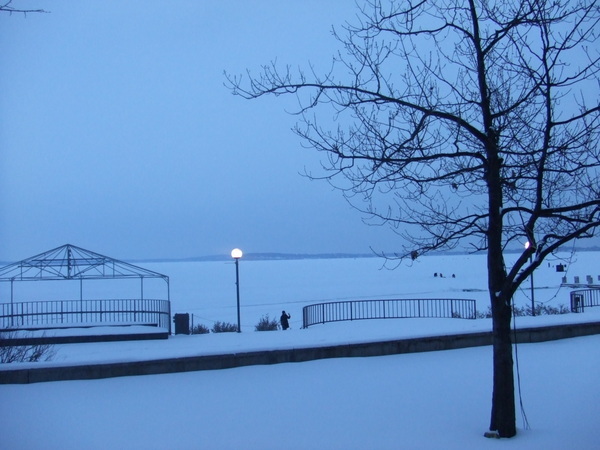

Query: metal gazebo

[0,244,171,333]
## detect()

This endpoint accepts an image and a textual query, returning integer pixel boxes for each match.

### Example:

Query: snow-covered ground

[1,251,599,448]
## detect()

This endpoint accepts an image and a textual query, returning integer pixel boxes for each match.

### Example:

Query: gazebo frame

[0,244,171,333]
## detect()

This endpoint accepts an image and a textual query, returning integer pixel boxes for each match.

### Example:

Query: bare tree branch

[0,0,47,15]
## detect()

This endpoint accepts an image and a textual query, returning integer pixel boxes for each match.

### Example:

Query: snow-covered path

[1,333,598,449]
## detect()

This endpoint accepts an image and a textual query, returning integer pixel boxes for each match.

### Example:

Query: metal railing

[0,298,171,332]
[302,298,477,328]
[570,289,600,313]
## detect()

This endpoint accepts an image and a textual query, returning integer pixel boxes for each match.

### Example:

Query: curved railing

[0,299,171,332]
[302,298,477,328]
[570,289,600,313]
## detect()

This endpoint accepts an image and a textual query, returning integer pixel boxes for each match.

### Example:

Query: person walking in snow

[280,310,291,330]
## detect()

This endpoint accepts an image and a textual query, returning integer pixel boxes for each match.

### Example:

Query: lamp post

[231,248,243,332]
[525,241,535,316]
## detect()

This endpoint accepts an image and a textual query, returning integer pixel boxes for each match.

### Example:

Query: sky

[0,1,405,262]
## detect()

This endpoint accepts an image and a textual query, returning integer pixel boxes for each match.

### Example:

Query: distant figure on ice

[280,310,291,330]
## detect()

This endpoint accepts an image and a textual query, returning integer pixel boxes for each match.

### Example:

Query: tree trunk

[489,291,516,437]
[486,144,516,437]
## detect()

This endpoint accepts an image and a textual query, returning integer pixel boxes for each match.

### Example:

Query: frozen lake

[144,250,596,331]
[2,250,597,333]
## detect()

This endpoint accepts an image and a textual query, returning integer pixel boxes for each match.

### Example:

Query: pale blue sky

[0,1,403,261]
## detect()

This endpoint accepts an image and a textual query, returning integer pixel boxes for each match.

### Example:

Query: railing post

[10,279,14,327]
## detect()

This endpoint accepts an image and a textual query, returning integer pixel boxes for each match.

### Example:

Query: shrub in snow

[255,314,279,331]
[190,324,210,335]
[529,303,570,316]
[0,332,56,363]
[476,303,570,319]
[211,321,238,333]
[476,307,493,319]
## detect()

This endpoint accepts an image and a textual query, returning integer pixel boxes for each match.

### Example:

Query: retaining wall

[2,321,599,384]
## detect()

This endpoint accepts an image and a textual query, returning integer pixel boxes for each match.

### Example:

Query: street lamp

[231,248,243,332]
[525,241,535,316]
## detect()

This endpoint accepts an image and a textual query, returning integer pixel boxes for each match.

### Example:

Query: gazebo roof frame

[0,244,169,283]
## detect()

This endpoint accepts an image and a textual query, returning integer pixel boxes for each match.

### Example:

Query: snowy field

[1,251,600,448]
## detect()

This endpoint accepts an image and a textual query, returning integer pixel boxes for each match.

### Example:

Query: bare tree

[227,0,600,438]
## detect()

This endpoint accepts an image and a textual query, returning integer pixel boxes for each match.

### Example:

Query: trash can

[173,313,190,335]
